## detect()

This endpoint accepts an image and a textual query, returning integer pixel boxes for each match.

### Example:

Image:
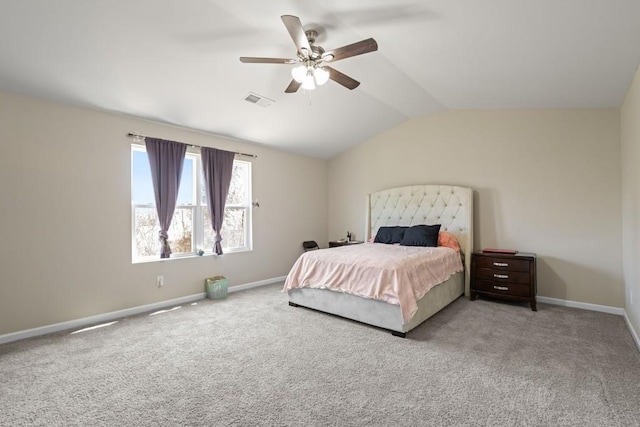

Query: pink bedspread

[283,243,463,324]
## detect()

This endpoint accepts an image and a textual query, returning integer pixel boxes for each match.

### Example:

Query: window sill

[132,248,251,264]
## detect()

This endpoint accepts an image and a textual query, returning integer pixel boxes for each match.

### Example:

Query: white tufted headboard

[366,185,474,296]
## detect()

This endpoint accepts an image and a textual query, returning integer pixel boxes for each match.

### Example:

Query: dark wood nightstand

[470,251,537,311]
[328,240,364,248]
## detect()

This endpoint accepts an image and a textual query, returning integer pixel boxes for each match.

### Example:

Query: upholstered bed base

[288,184,473,337]
[288,271,464,337]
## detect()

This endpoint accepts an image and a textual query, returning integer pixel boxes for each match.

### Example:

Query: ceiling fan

[240,15,378,93]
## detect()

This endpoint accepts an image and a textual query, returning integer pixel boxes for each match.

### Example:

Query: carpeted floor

[1,283,639,426]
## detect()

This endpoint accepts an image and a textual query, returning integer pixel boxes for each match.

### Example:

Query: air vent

[243,92,274,108]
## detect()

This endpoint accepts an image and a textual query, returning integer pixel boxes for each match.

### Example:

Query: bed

[284,184,474,337]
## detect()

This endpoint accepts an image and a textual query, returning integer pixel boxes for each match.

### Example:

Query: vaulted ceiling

[1,1,639,158]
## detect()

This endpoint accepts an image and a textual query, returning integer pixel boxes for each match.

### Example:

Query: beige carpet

[1,283,639,426]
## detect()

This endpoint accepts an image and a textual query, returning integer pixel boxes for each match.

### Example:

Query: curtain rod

[126,133,257,158]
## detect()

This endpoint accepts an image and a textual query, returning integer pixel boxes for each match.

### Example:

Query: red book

[482,248,518,254]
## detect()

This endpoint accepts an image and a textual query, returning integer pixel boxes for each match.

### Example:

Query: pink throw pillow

[438,231,461,252]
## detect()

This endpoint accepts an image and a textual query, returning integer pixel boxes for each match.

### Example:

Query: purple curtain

[145,138,187,258]
[201,147,235,255]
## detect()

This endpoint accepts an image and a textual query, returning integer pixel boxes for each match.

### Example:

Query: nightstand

[329,240,364,248]
[470,251,537,311]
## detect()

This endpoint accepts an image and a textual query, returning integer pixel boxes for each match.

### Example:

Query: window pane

[132,150,155,204]
[176,157,194,205]
[131,150,195,205]
[203,208,215,251]
[169,208,193,254]
[227,162,249,205]
[134,207,194,258]
[203,207,246,251]
[135,207,160,257]
[200,161,249,206]
[199,167,207,206]
[221,208,246,249]
[133,151,194,205]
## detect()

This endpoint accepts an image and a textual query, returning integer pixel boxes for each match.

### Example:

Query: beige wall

[328,109,623,307]
[0,91,328,336]
[621,65,640,336]
[1,87,632,337]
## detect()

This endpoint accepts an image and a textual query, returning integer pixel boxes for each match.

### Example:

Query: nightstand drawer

[474,257,530,272]
[474,280,531,298]
[475,269,530,285]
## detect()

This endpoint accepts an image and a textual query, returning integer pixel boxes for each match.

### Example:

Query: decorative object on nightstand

[470,250,537,311]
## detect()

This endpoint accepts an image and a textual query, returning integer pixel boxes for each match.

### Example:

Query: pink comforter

[283,243,463,324]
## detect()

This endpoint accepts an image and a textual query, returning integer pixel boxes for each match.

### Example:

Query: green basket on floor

[205,276,229,300]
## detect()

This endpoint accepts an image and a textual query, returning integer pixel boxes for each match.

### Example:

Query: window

[131,145,252,262]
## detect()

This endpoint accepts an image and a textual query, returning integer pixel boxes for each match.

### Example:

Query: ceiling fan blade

[326,66,360,90]
[323,38,378,62]
[284,79,302,93]
[281,15,311,55]
[240,57,297,64]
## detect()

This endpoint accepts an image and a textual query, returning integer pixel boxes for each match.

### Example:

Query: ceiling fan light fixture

[301,69,316,90]
[314,67,329,86]
[291,64,307,83]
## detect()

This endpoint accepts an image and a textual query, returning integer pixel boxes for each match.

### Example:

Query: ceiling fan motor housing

[305,30,318,45]
[300,30,325,61]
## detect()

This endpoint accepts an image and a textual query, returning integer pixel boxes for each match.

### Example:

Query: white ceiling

[1,0,639,159]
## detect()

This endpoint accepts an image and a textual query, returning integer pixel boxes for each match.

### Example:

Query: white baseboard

[0,276,286,345]
[537,296,625,315]
[228,275,286,293]
[623,311,640,351]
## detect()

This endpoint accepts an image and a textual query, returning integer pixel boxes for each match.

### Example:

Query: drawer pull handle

[493,285,509,291]
[493,274,509,279]
[493,262,509,267]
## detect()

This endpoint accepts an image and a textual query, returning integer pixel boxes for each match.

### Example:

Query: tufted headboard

[366,185,474,296]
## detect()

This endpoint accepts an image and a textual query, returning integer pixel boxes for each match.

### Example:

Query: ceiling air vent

[243,92,274,108]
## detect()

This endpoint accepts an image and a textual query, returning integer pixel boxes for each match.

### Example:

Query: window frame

[131,145,252,263]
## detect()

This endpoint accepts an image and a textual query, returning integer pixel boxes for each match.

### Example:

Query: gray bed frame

[288,184,474,337]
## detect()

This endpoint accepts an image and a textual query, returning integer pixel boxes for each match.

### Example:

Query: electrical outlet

[157,276,164,287]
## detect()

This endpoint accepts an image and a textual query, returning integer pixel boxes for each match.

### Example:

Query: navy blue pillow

[400,224,441,247]
[374,226,408,244]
